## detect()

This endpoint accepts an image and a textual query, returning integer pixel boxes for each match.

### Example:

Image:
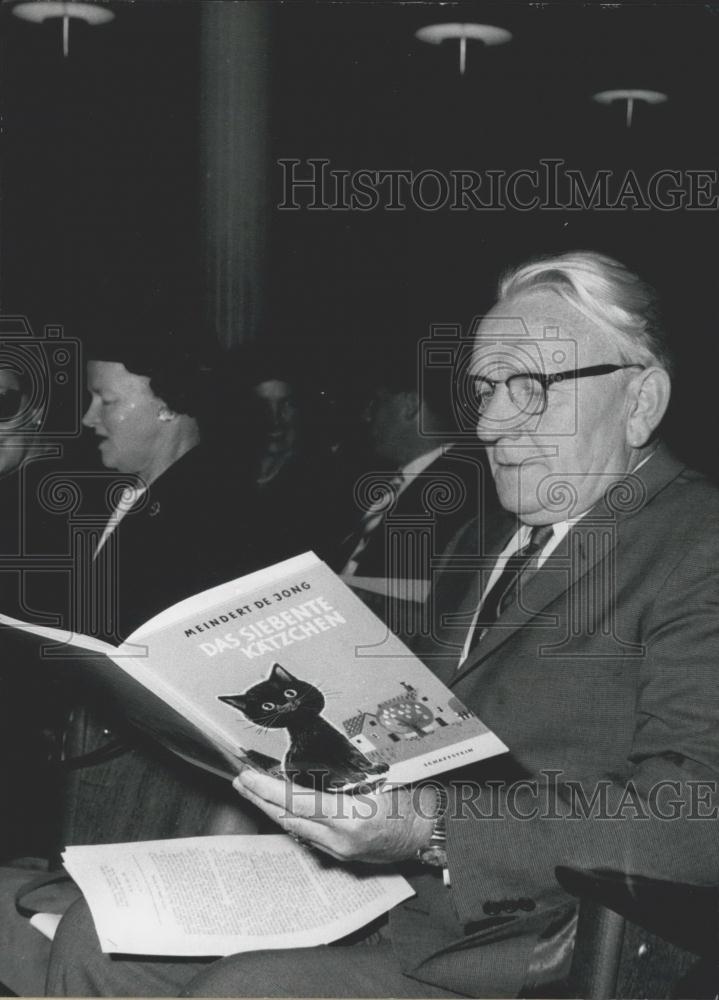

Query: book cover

[1,553,507,788]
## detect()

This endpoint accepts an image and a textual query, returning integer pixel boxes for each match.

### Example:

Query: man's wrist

[415,785,449,868]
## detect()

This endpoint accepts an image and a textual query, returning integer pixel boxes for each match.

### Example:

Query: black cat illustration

[218,663,388,791]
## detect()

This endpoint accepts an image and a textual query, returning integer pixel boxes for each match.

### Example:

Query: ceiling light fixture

[415,23,512,76]
[5,1,115,57]
[592,88,668,128]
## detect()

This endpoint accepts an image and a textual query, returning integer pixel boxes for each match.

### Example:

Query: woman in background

[60,316,268,846]
[82,330,263,638]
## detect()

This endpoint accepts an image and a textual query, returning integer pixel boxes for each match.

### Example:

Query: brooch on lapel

[148,501,161,517]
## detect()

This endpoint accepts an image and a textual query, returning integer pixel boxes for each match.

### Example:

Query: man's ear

[625,367,671,448]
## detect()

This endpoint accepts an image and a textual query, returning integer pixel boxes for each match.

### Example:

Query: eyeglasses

[470,363,645,417]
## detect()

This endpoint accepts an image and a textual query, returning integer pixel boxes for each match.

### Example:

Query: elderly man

[44,252,719,998]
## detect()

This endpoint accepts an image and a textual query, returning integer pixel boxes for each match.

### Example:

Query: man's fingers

[233,769,353,820]
[232,768,285,801]
[232,775,292,826]
[283,816,346,857]
[232,773,353,857]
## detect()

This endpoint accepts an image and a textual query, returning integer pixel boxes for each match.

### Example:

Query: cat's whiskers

[305,678,342,701]
[259,711,285,729]
[239,720,272,736]
[241,709,285,732]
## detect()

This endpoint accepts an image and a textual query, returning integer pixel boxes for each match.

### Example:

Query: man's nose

[476,385,526,442]
[82,400,98,428]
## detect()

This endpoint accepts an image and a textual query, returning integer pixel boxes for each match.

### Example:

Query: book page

[0,612,116,656]
[0,617,242,778]
[62,835,414,956]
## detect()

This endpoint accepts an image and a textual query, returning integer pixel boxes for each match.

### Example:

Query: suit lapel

[450,523,606,682]
[450,445,687,687]
[427,511,514,686]
[114,447,204,540]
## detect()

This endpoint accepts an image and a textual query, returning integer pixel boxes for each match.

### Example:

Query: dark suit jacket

[389,445,719,997]
[91,444,264,641]
[332,446,499,643]
[339,446,496,578]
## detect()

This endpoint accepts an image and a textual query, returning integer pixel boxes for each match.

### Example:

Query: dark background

[0,1,716,474]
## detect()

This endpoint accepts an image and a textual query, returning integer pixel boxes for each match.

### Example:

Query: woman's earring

[158,408,176,423]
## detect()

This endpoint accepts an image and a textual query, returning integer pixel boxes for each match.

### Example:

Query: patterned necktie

[465,522,554,658]
[341,472,405,576]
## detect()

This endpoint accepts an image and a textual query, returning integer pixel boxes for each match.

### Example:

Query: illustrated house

[343,711,403,750]
[343,682,448,750]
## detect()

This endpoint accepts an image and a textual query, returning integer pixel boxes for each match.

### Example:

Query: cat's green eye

[261,701,274,711]
[284,688,297,698]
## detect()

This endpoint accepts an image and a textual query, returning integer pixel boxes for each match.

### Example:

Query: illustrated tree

[377,700,434,738]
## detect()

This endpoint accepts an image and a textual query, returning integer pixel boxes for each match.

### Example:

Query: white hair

[498,251,673,375]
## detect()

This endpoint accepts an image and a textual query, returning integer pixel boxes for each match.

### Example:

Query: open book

[0,552,506,788]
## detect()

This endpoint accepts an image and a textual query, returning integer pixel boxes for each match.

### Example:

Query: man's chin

[96,447,116,470]
[498,454,556,491]
[494,469,548,519]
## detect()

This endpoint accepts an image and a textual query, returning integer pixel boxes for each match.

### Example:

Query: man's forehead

[473,288,609,364]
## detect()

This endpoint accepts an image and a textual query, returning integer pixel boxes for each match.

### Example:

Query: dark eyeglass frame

[471,363,646,416]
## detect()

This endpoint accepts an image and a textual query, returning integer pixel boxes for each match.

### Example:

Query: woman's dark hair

[108,341,217,421]
[82,310,219,422]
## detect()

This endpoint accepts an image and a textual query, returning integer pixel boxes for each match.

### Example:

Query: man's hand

[232,768,438,864]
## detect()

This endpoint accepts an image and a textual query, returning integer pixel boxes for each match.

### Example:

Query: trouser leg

[0,866,62,997]
[46,899,465,999]
[181,942,466,999]
[46,898,213,998]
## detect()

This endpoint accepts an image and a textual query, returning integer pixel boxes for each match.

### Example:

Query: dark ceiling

[0,1,716,469]
[272,2,719,310]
